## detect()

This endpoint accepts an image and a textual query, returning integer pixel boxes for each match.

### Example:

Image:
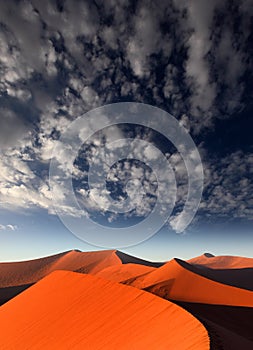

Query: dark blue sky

[0,0,252,261]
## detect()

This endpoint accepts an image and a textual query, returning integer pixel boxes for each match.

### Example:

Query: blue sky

[0,0,252,262]
[1,208,253,262]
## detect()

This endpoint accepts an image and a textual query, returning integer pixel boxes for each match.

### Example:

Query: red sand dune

[188,253,253,269]
[0,250,161,305]
[180,258,253,291]
[0,270,209,350]
[0,249,121,288]
[124,258,253,306]
[1,250,253,349]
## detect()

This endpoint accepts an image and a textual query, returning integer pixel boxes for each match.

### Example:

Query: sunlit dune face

[0,270,209,350]
[1,250,253,349]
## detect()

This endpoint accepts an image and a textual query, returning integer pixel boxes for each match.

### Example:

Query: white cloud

[0,108,29,149]
[200,151,253,219]
[126,3,167,77]
[170,0,250,132]
[175,0,218,128]
[0,224,17,231]
[0,0,251,233]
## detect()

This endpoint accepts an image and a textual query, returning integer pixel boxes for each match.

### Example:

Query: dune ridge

[0,249,123,305]
[188,254,253,269]
[0,270,210,350]
[124,258,253,306]
[178,259,253,291]
[0,249,120,288]
[1,250,253,349]
[0,250,160,305]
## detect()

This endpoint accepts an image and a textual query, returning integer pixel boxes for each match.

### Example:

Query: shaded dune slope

[176,301,253,350]
[0,283,32,306]
[115,251,164,267]
[179,259,253,291]
[0,270,210,350]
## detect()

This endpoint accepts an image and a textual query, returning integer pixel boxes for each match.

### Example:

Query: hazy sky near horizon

[0,0,252,261]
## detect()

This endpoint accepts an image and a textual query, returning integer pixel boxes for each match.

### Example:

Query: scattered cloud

[201,151,253,219]
[0,224,17,231]
[0,0,252,231]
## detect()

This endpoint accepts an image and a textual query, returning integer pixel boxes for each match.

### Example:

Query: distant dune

[0,250,253,349]
[0,249,122,305]
[188,253,253,269]
[0,249,164,305]
[181,258,253,291]
[0,270,209,350]
[0,250,120,288]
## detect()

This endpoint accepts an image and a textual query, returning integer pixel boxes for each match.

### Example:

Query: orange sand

[125,258,253,306]
[0,249,121,287]
[0,270,209,350]
[95,263,155,282]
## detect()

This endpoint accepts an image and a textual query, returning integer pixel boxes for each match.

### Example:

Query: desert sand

[124,258,253,306]
[0,249,121,288]
[94,263,155,282]
[0,249,122,305]
[0,250,252,349]
[181,257,253,291]
[0,250,160,305]
[0,270,209,350]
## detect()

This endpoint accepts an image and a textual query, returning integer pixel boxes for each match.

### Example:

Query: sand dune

[0,249,161,289]
[179,259,253,291]
[188,253,253,269]
[0,249,121,288]
[0,284,31,306]
[2,250,253,307]
[125,258,253,306]
[0,270,209,350]
[1,250,253,348]
[0,250,162,305]
[186,253,253,291]
[94,263,155,283]
[0,249,122,305]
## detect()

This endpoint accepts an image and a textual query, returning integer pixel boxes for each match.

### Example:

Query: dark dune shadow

[176,258,253,291]
[175,301,253,350]
[0,283,32,306]
[116,251,164,267]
